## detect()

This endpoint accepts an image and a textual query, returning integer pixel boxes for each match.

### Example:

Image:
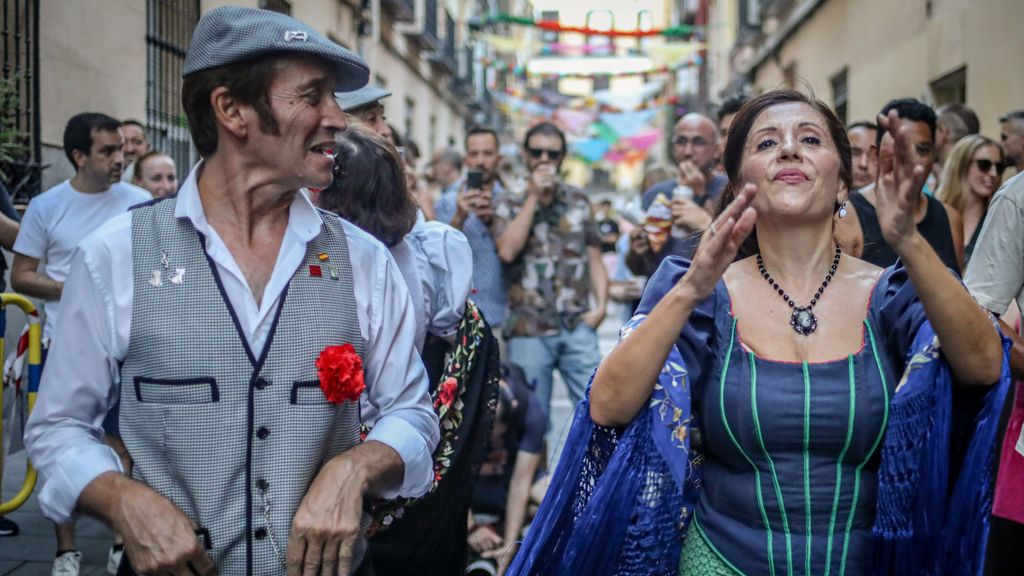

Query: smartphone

[467,170,484,190]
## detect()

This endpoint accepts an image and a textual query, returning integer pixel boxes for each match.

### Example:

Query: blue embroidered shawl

[510,315,1011,576]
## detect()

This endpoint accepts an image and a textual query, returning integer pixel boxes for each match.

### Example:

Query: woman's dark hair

[716,89,852,257]
[318,124,418,247]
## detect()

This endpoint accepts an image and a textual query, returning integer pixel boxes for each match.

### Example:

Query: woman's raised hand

[875,110,929,250]
[677,183,757,302]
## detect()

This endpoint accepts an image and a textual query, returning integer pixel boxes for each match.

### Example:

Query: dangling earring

[838,201,848,219]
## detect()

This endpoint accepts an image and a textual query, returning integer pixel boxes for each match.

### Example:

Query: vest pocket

[290,380,327,405]
[133,377,219,404]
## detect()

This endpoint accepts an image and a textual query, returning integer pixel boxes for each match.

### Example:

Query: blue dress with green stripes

[635,257,927,576]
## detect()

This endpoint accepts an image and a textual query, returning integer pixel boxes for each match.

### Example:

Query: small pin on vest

[284,30,308,42]
[309,264,323,277]
[149,270,163,287]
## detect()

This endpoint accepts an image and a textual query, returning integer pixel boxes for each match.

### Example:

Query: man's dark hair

[847,121,878,132]
[717,95,748,123]
[121,119,147,132]
[1000,110,1024,123]
[63,113,122,167]
[877,98,936,147]
[523,122,566,158]
[318,124,418,248]
[181,57,282,157]
[465,125,499,150]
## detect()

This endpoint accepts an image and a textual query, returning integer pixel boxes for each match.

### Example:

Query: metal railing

[145,0,200,184]
[0,293,42,514]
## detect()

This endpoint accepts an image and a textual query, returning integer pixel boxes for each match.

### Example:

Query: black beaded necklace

[756,245,842,336]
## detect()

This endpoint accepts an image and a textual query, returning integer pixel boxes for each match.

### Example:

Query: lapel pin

[149,270,163,287]
[328,265,339,280]
[318,252,330,262]
[170,268,185,285]
[309,265,323,278]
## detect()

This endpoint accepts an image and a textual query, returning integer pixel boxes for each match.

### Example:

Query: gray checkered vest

[120,198,364,574]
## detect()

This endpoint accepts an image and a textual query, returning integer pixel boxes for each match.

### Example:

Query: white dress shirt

[25,163,440,523]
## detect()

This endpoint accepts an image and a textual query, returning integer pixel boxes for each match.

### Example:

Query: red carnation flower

[316,343,365,404]
[437,377,458,407]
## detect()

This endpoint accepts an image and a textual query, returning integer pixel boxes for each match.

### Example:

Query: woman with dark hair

[319,124,469,350]
[510,91,1011,575]
[319,124,499,576]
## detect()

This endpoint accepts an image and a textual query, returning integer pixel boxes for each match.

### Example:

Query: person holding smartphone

[435,126,510,344]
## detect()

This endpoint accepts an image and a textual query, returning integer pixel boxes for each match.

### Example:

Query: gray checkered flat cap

[183,6,369,92]
[336,85,392,111]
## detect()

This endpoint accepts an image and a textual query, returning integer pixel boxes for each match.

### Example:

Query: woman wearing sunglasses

[936,135,1007,266]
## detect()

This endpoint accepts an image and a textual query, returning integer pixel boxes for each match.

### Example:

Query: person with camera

[435,126,510,344]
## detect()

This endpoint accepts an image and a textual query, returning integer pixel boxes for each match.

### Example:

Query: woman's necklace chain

[756,245,842,336]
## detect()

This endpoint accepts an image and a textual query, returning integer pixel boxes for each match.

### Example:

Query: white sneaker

[107,545,124,574]
[52,551,82,576]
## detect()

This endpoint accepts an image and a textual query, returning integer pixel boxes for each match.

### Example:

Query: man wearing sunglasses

[626,112,727,277]
[491,122,608,421]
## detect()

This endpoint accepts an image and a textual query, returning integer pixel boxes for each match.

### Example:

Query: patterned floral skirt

[678,525,741,576]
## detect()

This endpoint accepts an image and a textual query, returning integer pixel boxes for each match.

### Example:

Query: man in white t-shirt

[11,112,149,575]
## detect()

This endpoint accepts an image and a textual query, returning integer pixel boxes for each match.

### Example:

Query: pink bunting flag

[623,129,661,151]
[555,109,596,134]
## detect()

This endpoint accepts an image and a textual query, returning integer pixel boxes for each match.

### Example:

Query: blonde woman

[936,135,1006,264]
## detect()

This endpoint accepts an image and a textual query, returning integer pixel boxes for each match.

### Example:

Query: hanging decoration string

[472,14,700,38]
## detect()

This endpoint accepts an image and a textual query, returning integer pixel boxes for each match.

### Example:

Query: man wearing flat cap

[337,85,392,142]
[25,6,438,575]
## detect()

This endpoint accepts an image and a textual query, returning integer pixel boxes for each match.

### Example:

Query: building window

[831,67,848,126]
[930,66,967,107]
[405,97,415,147]
[585,10,613,55]
[540,10,559,44]
[259,0,292,15]
[1,0,41,202]
[146,0,200,183]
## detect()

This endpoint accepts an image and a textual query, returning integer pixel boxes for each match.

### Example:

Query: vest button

[256,478,269,491]
[256,427,270,440]
[254,527,268,540]
[254,377,270,390]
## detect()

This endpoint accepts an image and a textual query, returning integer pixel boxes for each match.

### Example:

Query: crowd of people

[0,5,1022,576]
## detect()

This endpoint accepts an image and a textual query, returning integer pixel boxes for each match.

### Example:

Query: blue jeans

[506,323,601,420]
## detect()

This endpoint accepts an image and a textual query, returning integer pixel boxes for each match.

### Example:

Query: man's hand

[580,308,606,330]
[526,164,557,196]
[472,188,495,223]
[671,197,713,232]
[102,475,216,575]
[677,160,708,196]
[482,542,518,576]
[287,456,368,576]
[455,186,494,225]
[468,524,503,554]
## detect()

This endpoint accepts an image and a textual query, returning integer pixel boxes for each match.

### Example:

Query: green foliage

[0,76,29,182]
